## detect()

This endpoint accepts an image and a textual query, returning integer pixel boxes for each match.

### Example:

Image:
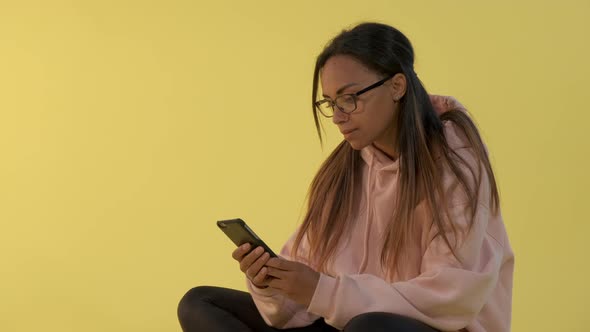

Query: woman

[178,22,514,332]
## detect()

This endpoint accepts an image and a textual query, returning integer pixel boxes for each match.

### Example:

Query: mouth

[340,128,357,138]
[340,128,357,135]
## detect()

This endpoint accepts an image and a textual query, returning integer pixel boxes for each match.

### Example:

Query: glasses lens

[336,95,356,113]
[316,100,334,117]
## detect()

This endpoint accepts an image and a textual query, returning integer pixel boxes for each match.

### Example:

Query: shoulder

[438,119,493,209]
[442,119,471,151]
[429,94,476,151]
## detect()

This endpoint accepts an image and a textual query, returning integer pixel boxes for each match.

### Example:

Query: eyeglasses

[314,75,393,118]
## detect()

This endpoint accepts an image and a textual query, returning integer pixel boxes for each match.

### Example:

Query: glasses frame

[314,75,393,118]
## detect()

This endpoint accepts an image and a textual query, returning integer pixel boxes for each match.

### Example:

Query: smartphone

[217,218,278,257]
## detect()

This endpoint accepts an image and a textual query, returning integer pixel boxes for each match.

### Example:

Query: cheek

[361,99,396,135]
[343,104,395,150]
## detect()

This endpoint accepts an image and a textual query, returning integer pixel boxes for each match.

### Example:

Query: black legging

[177,286,440,332]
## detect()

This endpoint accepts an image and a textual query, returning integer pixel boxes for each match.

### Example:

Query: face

[319,55,406,156]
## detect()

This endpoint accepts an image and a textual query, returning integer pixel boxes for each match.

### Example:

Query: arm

[307,202,507,331]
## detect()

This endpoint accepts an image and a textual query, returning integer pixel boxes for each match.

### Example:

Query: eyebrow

[322,82,358,98]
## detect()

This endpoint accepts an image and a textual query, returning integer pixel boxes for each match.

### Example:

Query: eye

[315,99,335,117]
[336,95,356,113]
[338,95,355,106]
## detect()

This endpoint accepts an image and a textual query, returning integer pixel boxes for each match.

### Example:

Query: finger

[251,266,269,286]
[246,252,270,279]
[265,266,288,279]
[265,257,294,270]
[239,246,264,273]
[232,243,251,261]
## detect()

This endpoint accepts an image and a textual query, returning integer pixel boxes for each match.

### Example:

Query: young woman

[178,22,514,332]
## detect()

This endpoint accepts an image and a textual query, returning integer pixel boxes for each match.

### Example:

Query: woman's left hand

[264,257,320,307]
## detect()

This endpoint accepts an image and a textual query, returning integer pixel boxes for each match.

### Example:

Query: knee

[177,286,214,324]
[344,312,387,332]
[343,312,437,332]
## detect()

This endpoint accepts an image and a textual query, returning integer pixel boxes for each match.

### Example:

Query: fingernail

[242,243,250,250]
[255,246,263,254]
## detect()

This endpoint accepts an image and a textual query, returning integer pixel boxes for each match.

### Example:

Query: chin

[345,139,370,151]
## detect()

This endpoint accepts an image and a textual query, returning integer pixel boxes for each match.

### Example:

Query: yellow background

[1,1,588,331]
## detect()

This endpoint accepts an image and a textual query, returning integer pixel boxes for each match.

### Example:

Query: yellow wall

[1,1,588,331]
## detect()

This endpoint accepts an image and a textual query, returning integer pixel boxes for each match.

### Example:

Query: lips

[340,128,357,135]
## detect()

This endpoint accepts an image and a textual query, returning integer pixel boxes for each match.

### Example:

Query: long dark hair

[292,22,500,279]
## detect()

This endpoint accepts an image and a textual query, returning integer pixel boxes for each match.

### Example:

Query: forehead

[320,55,376,87]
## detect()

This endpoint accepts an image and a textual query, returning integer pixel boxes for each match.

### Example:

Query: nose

[332,107,349,125]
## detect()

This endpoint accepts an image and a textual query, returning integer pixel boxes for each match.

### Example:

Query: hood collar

[360,144,400,173]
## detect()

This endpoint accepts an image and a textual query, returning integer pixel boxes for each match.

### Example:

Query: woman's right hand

[232,243,272,288]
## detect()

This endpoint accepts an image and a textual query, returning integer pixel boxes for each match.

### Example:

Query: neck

[372,141,398,161]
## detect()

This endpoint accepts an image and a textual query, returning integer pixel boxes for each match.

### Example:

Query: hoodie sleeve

[246,231,322,329]
[307,148,507,331]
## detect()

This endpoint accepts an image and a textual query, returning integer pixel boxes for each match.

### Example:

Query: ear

[387,73,407,101]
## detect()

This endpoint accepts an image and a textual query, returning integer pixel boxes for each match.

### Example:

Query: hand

[429,94,448,116]
[265,258,320,307]
[232,243,273,288]
[429,94,465,115]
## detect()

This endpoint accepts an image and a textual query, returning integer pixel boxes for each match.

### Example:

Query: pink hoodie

[247,96,514,332]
